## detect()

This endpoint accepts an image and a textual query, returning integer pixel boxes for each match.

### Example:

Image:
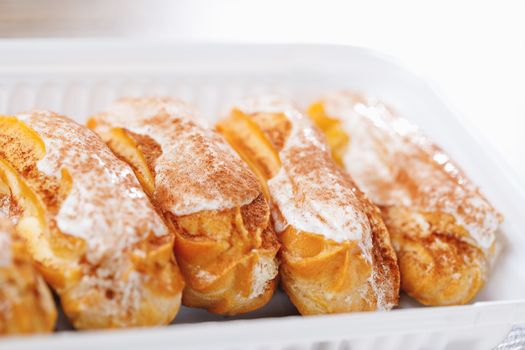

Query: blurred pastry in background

[308,91,502,306]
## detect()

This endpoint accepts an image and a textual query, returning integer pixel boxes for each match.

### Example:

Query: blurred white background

[0,0,523,187]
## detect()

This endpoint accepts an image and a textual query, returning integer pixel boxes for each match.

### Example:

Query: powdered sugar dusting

[68,265,145,325]
[249,255,278,299]
[320,92,501,252]
[237,97,370,243]
[94,97,260,216]
[195,269,216,283]
[0,195,9,218]
[0,216,13,267]
[369,261,394,311]
[15,110,167,264]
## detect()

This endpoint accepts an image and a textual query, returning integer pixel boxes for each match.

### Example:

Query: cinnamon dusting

[318,92,501,252]
[0,110,179,327]
[90,97,261,216]
[233,97,399,310]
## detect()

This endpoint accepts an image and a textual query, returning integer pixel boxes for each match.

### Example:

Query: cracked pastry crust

[216,97,400,315]
[0,215,56,335]
[308,91,502,306]
[0,111,184,329]
[88,97,279,315]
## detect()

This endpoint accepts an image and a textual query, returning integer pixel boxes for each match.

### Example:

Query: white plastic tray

[0,40,524,350]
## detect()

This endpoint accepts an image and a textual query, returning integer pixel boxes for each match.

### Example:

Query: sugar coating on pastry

[236,97,370,244]
[91,98,279,316]
[0,219,12,267]
[93,97,261,215]
[16,110,167,264]
[234,97,396,310]
[0,229,12,323]
[0,196,7,218]
[0,191,21,224]
[317,92,501,252]
[5,111,181,327]
[248,255,279,299]
[0,214,57,333]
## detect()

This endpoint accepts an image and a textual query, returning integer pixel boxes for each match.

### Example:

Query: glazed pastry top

[317,92,502,251]
[92,97,261,216]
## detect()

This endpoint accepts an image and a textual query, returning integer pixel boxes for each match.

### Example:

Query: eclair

[0,214,56,335]
[0,111,184,329]
[88,97,279,315]
[308,91,502,305]
[216,97,400,315]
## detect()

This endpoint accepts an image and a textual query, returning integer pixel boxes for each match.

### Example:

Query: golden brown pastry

[88,97,279,315]
[0,111,184,329]
[216,97,400,315]
[308,91,502,306]
[0,214,56,335]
